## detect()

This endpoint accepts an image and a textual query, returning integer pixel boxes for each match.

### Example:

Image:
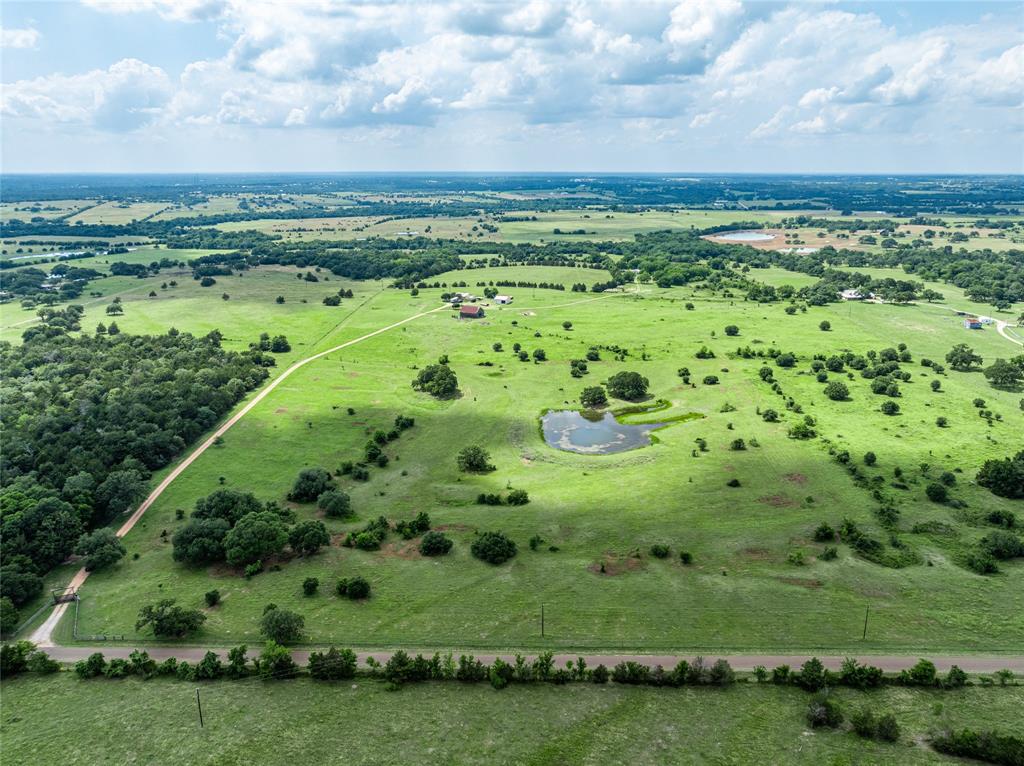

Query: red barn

[459,305,484,319]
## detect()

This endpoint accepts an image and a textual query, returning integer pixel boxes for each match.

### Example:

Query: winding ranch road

[29,293,1024,675]
[31,301,449,645]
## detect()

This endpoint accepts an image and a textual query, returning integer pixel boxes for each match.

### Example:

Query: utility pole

[196,688,204,728]
[862,606,870,641]
[541,604,545,638]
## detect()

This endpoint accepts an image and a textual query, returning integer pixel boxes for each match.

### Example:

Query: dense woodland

[0,311,270,604]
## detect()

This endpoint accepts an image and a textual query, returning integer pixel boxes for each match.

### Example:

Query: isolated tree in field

[288,467,333,502]
[336,576,371,599]
[925,483,949,503]
[260,606,305,644]
[976,451,1024,499]
[270,335,290,353]
[724,325,739,336]
[775,353,796,368]
[606,371,649,400]
[983,358,1023,388]
[224,512,288,566]
[580,386,608,408]
[172,518,230,565]
[880,401,900,416]
[105,303,123,316]
[945,343,982,371]
[419,531,453,556]
[136,599,206,638]
[819,321,831,331]
[532,348,547,361]
[471,531,517,564]
[288,520,330,556]
[193,489,263,525]
[74,529,126,571]
[412,364,459,399]
[457,445,494,473]
[562,321,573,330]
[823,381,849,401]
[317,489,352,518]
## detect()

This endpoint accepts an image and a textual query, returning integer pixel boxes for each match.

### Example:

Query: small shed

[460,304,484,319]
[964,317,982,329]
[840,289,864,300]
[495,295,513,304]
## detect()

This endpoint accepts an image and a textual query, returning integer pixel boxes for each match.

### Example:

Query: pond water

[715,230,775,242]
[541,410,664,455]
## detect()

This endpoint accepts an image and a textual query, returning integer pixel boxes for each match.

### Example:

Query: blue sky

[2,1,1022,173]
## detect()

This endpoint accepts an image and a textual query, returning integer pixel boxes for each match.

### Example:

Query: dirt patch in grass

[275,407,288,414]
[759,494,797,508]
[589,552,645,576]
[381,540,422,560]
[741,547,773,561]
[434,523,473,533]
[347,372,361,378]
[776,577,823,589]
[783,472,808,485]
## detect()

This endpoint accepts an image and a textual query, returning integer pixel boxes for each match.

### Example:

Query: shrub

[457,445,494,473]
[204,589,221,607]
[259,606,305,644]
[679,551,693,565]
[823,381,849,401]
[302,577,319,596]
[650,544,670,559]
[726,478,741,487]
[976,450,1024,499]
[702,375,719,385]
[471,531,517,564]
[724,325,739,336]
[813,522,835,542]
[806,693,843,728]
[506,489,530,505]
[820,546,838,561]
[880,400,900,415]
[257,640,299,679]
[244,561,263,578]
[591,664,609,684]
[336,576,371,599]
[932,728,1024,765]
[980,530,1024,560]
[729,438,746,451]
[864,451,877,466]
[925,483,949,503]
[308,647,357,680]
[289,467,334,502]
[876,714,900,743]
[761,408,779,422]
[852,708,877,738]
[797,657,828,691]
[74,652,107,679]
[317,490,352,518]
[419,531,453,556]
[819,321,831,331]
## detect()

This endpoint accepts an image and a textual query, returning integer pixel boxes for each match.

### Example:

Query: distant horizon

[2,1,1021,174]
[3,171,1023,178]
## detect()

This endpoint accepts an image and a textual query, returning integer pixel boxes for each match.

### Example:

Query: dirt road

[31,302,448,645]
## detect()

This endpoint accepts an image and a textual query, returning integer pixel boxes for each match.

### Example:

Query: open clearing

[26,261,1020,653]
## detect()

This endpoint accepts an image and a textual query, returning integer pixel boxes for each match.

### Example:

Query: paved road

[36,645,1024,674]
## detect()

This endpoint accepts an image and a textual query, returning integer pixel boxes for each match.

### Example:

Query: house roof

[460,304,483,316]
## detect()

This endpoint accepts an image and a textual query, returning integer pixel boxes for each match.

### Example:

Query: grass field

[2,674,1020,765]
[33,262,1019,653]
[65,201,172,225]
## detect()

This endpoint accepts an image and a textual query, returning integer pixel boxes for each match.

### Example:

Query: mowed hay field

[3,674,1022,766]
[57,264,1024,653]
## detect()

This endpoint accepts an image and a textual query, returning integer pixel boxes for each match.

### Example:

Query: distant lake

[715,231,775,242]
[541,410,664,455]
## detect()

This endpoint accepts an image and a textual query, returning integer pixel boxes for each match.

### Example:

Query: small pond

[541,410,665,455]
[715,230,775,242]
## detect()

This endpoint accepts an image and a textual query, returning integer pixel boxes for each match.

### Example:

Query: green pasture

[54,266,1023,652]
[2,674,1021,766]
